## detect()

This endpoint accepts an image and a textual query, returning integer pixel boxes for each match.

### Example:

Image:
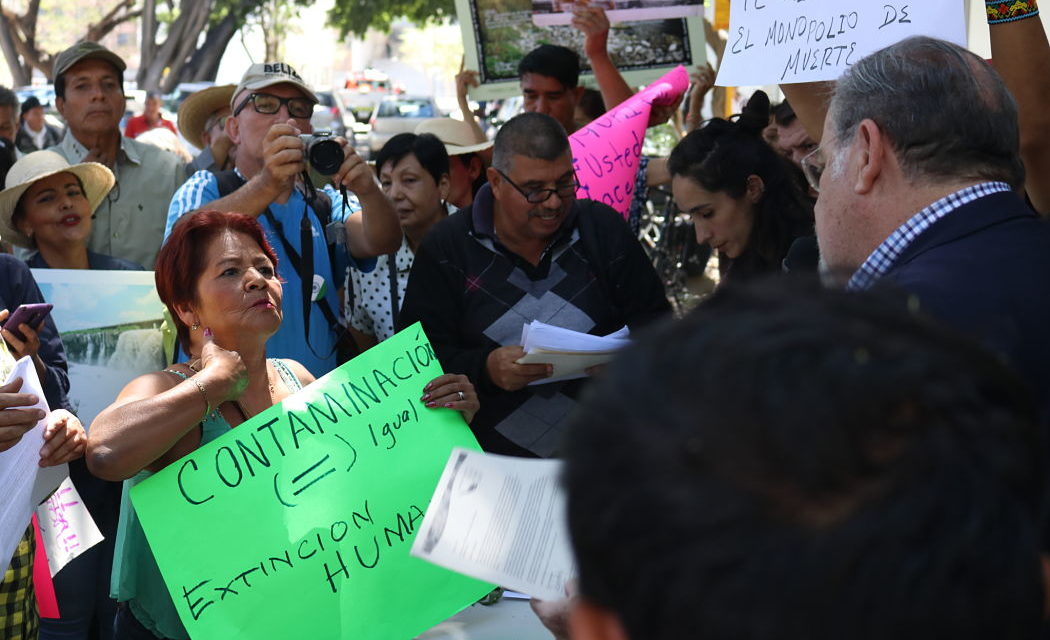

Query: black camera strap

[212,170,343,359]
[387,253,400,326]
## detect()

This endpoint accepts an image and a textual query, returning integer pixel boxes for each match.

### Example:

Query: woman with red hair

[86,211,478,640]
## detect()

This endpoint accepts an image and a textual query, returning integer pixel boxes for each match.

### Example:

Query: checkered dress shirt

[847,182,1013,291]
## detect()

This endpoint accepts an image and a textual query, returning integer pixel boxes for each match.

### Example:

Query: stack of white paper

[0,356,67,568]
[516,321,630,384]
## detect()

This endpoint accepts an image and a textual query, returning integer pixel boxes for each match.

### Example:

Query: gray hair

[829,36,1023,189]
[492,112,570,173]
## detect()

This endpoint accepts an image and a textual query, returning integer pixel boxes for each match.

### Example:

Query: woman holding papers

[0,252,87,640]
[345,133,454,349]
[668,91,814,281]
[87,211,478,640]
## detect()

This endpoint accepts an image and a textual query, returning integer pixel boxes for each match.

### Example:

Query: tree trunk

[140,0,156,76]
[170,11,241,87]
[0,15,30,87]
[139,0,214,90]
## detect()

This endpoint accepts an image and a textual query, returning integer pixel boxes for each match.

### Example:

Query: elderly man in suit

[802,36,1050,420]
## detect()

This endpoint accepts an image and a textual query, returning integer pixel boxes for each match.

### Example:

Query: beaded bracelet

[987,0,1039,24]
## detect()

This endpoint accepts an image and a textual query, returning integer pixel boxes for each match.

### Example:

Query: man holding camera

[166,62,400,376]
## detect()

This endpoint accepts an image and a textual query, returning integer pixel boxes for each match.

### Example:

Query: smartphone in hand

[2,303,53,342]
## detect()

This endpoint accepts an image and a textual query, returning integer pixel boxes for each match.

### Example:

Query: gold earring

[191,322,200,331]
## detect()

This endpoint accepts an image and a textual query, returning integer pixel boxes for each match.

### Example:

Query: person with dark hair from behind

[561,278,1047,640]
[398,112,669,458]
[668,90,814,280]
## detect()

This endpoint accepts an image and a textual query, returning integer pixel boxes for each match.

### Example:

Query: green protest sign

[131,324,493,639]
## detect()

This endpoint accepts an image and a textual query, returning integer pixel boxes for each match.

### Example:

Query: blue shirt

[166,170,358,377]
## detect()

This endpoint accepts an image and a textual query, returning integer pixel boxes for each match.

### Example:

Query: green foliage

[643,123,680,158]
[327,0,456,39]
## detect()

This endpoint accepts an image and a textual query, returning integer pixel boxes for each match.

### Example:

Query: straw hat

[415,118,493,156]
[177,84,236,151]
[0,151,115,248]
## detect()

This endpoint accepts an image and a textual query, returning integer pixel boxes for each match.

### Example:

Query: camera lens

[308,138,344,175]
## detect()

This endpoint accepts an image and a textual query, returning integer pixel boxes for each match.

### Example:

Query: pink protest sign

[36,476,104,577]
[570,65,690,218]
[32,514,60,619]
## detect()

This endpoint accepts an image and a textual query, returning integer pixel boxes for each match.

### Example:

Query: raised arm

[340,161,401,259]
[455,61,489,145]
[87,335,246,481]
[988,8,1050,214]
[573,5,634,110]
[684,63,716,133]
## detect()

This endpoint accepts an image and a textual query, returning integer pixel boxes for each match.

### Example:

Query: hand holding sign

[131,325,491,640]
[570,65,690,218]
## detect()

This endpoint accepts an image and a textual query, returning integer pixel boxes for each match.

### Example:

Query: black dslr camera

[299,131,344,175]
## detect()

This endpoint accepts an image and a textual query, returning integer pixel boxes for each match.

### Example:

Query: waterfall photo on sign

[31,269,167,426]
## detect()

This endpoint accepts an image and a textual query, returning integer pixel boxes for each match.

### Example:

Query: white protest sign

[0,356,66,568]
[716,0,967,86]
[36,476,104,576]
[411,448,576,601]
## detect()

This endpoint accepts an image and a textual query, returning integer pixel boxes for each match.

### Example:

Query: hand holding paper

[515,320,630,385]
[488,345,553,391]
[0,377,45,452]
[0,356,67,582]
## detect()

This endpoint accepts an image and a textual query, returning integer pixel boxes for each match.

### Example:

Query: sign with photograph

[31,269,166,427]
[532,0,704,27]
[456,0,706,99]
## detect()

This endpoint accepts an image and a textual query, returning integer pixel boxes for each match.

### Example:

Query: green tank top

[110,359,303,639]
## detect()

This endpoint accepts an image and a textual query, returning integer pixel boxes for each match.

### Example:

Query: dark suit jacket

[882,190,1050,417]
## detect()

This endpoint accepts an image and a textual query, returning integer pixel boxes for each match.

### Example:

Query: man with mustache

[398,112,669,457]
[49,42,182,269]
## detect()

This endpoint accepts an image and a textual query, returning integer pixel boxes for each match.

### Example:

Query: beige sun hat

[178,84,236,151]
[0,151,115,248]
[415,118,493,155]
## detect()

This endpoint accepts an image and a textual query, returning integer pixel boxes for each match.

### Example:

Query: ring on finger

[457,391,465,401]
